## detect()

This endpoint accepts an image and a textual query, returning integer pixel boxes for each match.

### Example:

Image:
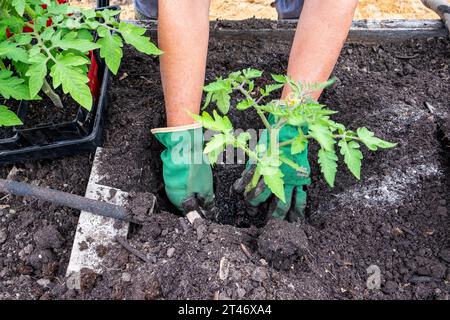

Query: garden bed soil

[0,24,449,300]
[20,94,81,129]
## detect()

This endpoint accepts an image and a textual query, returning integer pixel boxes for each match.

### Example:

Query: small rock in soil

[196,224,207,241]
[0,229,7,244]
[257,219,309,270]
[438,248,450,263]
[236,288,246,298]
[33,226,63,250]
[430,263,447,279]
[167,247,175,258]
[121,272,132,282]
[219,257,230,281]
[19,244,34,261]
[37,279,51,287]
[251,267,269,282]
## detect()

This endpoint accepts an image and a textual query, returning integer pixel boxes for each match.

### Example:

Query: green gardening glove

[234,116,311,222]
[151,124,214,212]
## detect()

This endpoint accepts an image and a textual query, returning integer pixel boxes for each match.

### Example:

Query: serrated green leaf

[191,111,214,129]
[0,42,28,63]
[262,167,285,203]
[204,133,226,155]
[12,0,25,16]
[0,105,23,127]
[13,34,32,46]
[291,131,308,154]
[97,32,123,75]
[55,53,90,67]
[203,80,228,92]
[202,91,213,110]
[54,38,100,53]
[0,70,30,100]
[309,124,335,152]
[82,8,96,20]
[264,83,284,95]
[318,149,338,187]
[271,74,287,83]
[25,57,47,98]
[215,90,231,114]
[357,127,397,151]
[236,98,253,110]
[118,22,162,56]
[190,111,232,133]
[50,61,92,111]
[338,140,363,179]
[243,68,262,79]
[236,132,251,147]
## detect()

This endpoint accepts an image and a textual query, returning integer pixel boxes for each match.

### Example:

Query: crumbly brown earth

[0,22,449,300]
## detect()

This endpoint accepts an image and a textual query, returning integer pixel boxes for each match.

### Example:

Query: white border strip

[66,147,129,290]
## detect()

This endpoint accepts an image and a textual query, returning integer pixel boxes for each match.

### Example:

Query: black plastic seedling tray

[0,6,118,165]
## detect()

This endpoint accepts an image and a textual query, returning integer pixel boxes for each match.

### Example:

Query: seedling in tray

[0,0,162,127]
[192,69,397,202]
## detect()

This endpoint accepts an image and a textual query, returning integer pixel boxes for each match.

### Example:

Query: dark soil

[20,93,81,129]
[0,154,92,299]
[0,22,449,300]
[0,91,81,141]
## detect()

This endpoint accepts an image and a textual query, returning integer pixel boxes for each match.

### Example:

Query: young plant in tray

[192,69,397,202]
[0,0,161,127]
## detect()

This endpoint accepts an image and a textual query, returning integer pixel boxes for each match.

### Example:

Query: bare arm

[283,0,358,100]
[158,0,211,127]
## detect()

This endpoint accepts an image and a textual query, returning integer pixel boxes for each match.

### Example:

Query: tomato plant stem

[25,4,36,19]
[42,79,64,109]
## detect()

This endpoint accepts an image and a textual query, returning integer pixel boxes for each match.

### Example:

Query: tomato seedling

[192,69,397,202]
[0,0,162,127]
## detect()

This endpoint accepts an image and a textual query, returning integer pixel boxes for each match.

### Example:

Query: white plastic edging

[65,147,129,290]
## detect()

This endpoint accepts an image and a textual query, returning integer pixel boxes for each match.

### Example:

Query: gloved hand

[152,123,214,213]
[234,116,311,222]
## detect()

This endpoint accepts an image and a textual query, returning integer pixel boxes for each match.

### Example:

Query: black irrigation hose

[0,179,129,221]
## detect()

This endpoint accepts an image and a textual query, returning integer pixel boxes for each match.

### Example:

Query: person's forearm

[158,0,211,127]
[282,0,358,101]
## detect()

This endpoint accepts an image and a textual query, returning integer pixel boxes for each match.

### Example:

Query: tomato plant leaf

[0,42,29,63]
[50,60,92,110]
[357,127,397,151]
[97,29,123,75]
[0,105,23,127]
[0,70,30,100]
[236,98,253,110]
[118,22,163,56]
[338,139,363,179]
[262,167,286,203]
[25,56,47,98]
[291,131,308,154]
[318,149,338,187]
[12,0,26,16]
[309,123,335,152]
[204,133,226,155]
